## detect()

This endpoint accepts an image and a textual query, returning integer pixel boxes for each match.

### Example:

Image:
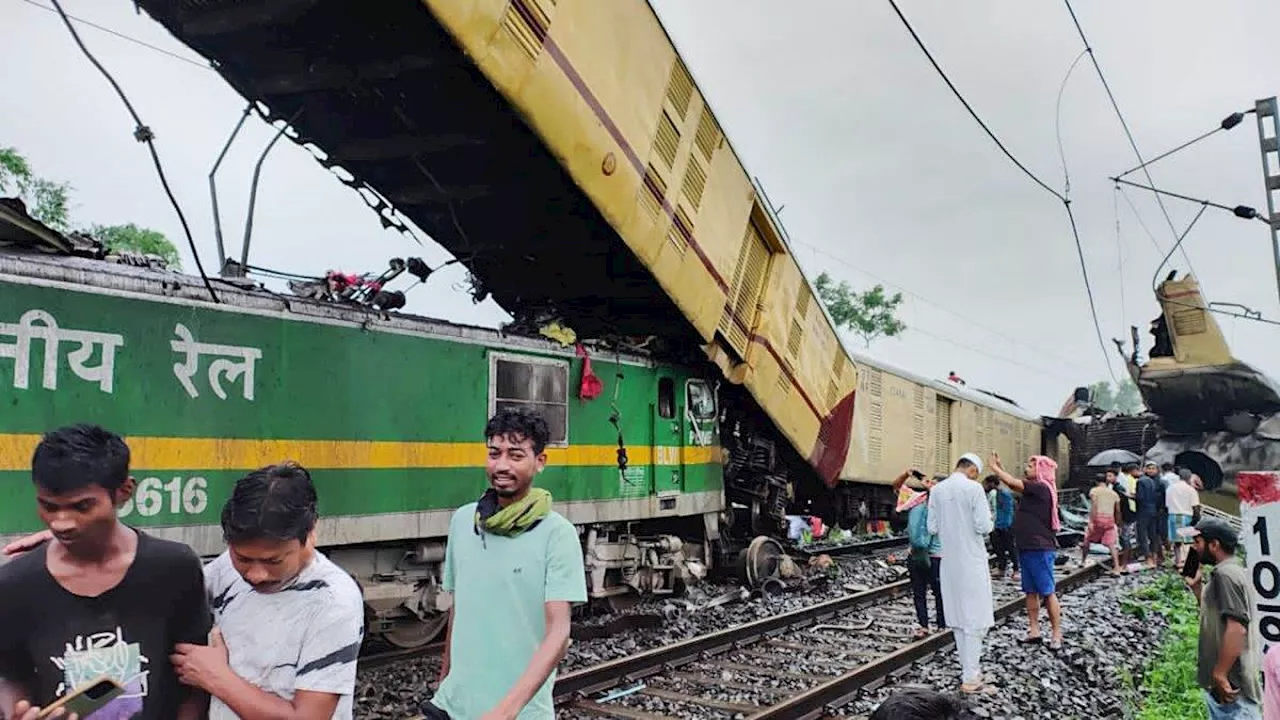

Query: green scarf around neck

[474,487,552,537]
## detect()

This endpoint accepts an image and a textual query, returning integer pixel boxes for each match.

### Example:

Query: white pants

[953,627,987,684]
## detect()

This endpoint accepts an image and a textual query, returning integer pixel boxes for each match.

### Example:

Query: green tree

[814,272,906,348]
[92,223,182,269]
[0,146,180,268]
[1089,377,1143,414]
[0,146,71,230]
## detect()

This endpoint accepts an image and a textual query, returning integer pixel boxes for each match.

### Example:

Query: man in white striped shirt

[4,462,365,719]
[168,462,364,720]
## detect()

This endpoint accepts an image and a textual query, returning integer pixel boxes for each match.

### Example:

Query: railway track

[792,535,909,558]
[553,560,1105,720]
[359,641,445,672]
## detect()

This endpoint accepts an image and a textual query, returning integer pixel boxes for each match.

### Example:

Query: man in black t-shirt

[990,453,1064,650]
[0,424,211,720]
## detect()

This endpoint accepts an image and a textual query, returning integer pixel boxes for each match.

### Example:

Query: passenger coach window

[688,380,716,420]
[491,354,569,445]
[658,378,675,419]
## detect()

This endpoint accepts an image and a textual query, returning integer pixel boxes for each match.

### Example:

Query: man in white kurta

[927,452,995,692]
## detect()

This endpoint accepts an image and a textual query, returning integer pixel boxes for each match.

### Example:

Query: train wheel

[381,613,449,649]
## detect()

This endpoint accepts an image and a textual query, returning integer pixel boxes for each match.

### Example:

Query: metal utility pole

[1255,97,1280,304]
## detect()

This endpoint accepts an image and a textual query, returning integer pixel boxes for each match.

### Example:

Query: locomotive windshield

[687,380,716,420]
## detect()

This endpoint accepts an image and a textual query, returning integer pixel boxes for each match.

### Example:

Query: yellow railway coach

[421,0,860,482]
[127,0,1068,534]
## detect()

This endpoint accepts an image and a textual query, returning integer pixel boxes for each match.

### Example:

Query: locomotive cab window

[658,377,675,419]
[687,380,716,419]
[489,352,569,446]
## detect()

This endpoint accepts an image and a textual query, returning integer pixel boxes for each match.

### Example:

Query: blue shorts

[1019,549,1057,596]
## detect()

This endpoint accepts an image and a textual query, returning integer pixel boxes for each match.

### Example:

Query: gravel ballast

[354,553,906,718]
[841,568,1171,720]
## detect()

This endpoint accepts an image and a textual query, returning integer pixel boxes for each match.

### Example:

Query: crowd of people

[0,416,1272,719]
[890,451,1270,719]
[0,408,578,720]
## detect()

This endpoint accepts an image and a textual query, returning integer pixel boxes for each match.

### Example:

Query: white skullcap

[960,452,983,474]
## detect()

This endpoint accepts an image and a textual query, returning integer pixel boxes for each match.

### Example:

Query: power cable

[1063,0,1195,274]
[17,0,211,70]
[886,0,1117,384]
[1116,111,1252,180]
[796,240,1093,377]
[47,0,219,303]
[1151,203,1208,293]
[1055,49,1089,199]
[1111,177,1267,224]
[1113,187,1126,331]
[1116,185,1168,255]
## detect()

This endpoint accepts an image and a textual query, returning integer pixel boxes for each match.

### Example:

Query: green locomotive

[0,243,726,648]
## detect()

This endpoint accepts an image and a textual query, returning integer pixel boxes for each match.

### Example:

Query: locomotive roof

[0,247,663,369]
[845,347,1040,423]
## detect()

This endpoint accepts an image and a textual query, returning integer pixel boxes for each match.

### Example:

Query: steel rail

[553,577,913,702]
[792,535,909,558]
[746,562,1106,720]
[357,641,445,671]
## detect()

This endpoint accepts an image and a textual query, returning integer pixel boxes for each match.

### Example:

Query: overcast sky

[4,0,1279,417]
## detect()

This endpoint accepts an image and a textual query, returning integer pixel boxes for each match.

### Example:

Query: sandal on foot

[913,628,930,640]
[961,681,998,695]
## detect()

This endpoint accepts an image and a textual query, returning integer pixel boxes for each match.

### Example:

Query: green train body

[0,249,725,646]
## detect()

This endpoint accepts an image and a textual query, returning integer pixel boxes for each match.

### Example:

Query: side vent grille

[668,206,693,254]
[680,157,707,211]
[786,319,803,365]
[502,0,553,61]
[833,352,848,381]
[653,111,680,169]
[717,223,771,356]
[825,379,839,410]
[868,399,884,465]
[867,368,883,397]
[795,285,812,320]
[666,60,694,120]
[775,373,791,402]
[695,105,722,161]
[639,164,667,221]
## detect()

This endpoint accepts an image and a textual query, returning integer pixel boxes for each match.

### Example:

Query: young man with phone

[0,424,212,720]
[5,460,365,719]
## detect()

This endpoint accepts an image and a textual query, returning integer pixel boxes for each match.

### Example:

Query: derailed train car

[833,353,1068,526]
[1128,273,1280,513]
[118,0,1068,532]
[2,0,1072,646]
[0,215,1064,649]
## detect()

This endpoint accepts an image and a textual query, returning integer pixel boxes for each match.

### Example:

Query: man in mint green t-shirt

[423,408,587,720]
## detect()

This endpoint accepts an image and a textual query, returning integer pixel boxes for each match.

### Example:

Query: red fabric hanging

[575,343,603,400]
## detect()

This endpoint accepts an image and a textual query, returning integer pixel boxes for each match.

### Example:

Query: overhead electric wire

[1063,0,1195,275]
[47,0,220,303]
[1111,177,1267,223]
[1152,204,1208,293]
[1055,49,1089,199]
[796,240,1093,379]
[18,0,211,70]
[1115,110,1252,180]
[886,0,1118,384]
